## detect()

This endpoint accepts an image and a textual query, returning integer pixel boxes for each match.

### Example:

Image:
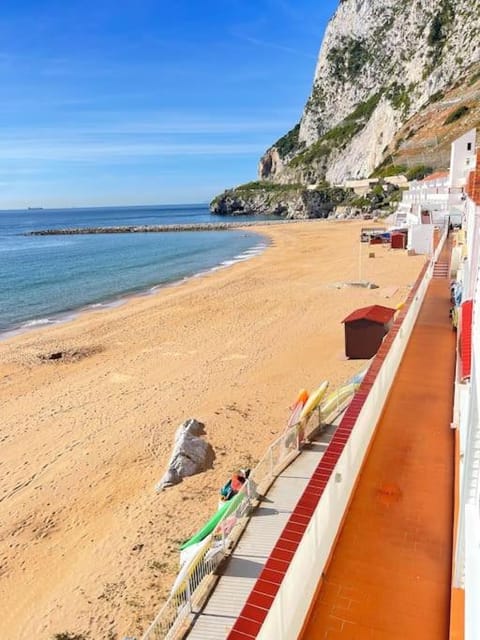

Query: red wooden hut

[391,231,407,249]
[342,304,396,359]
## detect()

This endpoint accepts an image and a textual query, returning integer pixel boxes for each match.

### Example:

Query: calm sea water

[0,204,272,336]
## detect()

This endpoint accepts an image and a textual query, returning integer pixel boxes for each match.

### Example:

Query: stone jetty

[24,220,301,236]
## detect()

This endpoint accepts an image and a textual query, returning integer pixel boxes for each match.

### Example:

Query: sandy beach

[0,220,425,640]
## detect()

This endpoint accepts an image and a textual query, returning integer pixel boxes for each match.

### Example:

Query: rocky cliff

[267,0,480,184]
[210,182,351,219]
[213,0,480,217]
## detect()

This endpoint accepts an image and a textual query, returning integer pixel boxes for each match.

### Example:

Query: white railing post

[185,578,192,613]
[221,521,226,552]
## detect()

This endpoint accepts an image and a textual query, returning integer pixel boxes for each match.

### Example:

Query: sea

[0,204,274,338]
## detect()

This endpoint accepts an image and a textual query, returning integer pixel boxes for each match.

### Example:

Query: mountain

[212,0,480,217]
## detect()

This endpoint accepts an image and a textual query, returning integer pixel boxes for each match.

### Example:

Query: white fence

[140,384,356,640]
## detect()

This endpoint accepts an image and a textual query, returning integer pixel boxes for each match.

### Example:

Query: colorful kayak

[287,388,309,428]
[180,491,244,550]
[299,381,329,420]
[319,383,357,417]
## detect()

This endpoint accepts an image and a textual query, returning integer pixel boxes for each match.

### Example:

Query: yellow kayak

[299,381,329,419]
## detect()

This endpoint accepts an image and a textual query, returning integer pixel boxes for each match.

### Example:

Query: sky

[0,0,339,208]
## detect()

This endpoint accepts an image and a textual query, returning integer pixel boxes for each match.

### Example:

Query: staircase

[393,207,408,227]
[433,261,449,278]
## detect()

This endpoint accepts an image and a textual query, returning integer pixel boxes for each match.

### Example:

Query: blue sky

[0,0,338,208]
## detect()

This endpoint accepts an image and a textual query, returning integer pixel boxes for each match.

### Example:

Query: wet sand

[0,220,425,640]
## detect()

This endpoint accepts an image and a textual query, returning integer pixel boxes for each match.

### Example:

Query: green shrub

[274,124,300,159]
[234,181,302,193]
[426,0,455,68]
[443,105,470,125]
[327,37,372,82]
[289,141,331,168]
[387,82,411,114]
[349,93,382,121]
[290,92,382,168]
[306,85,326,111]
[350,197,370,208]
[388,189,404,203]
[405,165,434,181]
[429,90,445,103]
[468,69,480,86]
[371,163,408,179]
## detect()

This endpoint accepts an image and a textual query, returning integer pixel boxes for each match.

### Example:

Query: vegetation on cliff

[273,125,303,160]
[289,92,383,169]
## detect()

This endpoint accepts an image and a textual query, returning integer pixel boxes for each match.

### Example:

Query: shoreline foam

[0,233,268,342]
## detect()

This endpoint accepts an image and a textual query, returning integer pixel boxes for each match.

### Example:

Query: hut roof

[342,305,396,325]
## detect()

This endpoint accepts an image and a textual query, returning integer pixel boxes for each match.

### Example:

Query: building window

[467,142,472,151]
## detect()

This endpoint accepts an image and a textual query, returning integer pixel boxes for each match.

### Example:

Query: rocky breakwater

[210,181,349,218]
[25,222,286,236]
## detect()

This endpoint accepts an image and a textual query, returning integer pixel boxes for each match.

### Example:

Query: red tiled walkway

[301,245,456,639]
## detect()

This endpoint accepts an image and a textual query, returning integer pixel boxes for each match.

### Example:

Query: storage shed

[342,305,396,359]
[390,231,407,249]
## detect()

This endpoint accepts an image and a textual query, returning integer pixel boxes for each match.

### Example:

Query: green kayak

[180,491,244,550]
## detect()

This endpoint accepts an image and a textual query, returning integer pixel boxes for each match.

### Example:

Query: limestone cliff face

[262,0,480,183]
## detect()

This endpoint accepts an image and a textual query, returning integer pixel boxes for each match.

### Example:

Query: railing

[140,381,358,640]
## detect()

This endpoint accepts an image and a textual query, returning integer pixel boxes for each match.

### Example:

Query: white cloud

[0,115,294,137]
[233,34,317,60]
[0,140,265,162]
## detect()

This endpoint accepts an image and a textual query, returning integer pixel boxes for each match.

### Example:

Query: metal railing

[140,382,358,640]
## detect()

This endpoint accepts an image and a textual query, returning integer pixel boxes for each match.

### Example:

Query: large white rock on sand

[155,418,215,491]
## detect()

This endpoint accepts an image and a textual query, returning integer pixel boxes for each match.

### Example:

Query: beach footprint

[108,373,133,384]
[221,353,247,362]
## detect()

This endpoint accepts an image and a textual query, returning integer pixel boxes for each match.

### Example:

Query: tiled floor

[186,432,335,639]
[301,242,456,639]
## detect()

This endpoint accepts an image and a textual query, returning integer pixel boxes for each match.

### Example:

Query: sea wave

[193,241,267,277]
[23,317,56,327]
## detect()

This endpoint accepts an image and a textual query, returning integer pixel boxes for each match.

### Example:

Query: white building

[451,134,480,640]
[393,130,477,253]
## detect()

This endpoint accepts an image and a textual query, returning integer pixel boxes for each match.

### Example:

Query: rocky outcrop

[155,419,215,491]
[259,0,480,184]
[258,147,285,180]
[211,184,351,218]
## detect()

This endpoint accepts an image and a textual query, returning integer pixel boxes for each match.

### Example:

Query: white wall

[449,129,477,189]
[409,224,434,255]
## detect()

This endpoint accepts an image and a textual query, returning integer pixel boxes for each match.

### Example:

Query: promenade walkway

[301,240,456,638]
[187,423,337,639]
